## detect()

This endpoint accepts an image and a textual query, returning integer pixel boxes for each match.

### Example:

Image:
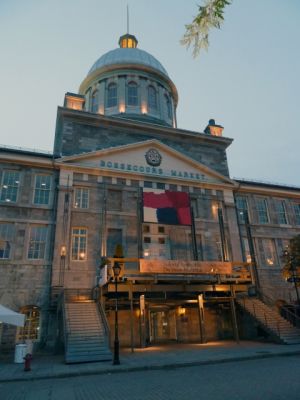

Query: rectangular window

[143,225,150,233]
[74,187,89,209]
[294,203,300,225]
[262,239,277,266]
[275,200,287,224]
[33,175,51,205]
[144,237,151,243]
[28,226,47,259]
[242,237,251,263]
[256,198,269,224]
[0,223,13,259]
[236,196,249,223]
[107,228,122,257]
[71,228,87,260]
[1,171,20,203]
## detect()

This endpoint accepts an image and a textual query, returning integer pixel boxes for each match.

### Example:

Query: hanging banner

[140,260,233,274]
[143,188,192,225]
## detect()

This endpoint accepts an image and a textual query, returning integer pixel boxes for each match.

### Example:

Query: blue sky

[0,0,299,185]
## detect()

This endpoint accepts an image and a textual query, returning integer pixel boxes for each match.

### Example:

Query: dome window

[107,83,118,108]
[91,90,99,113]
[164,94,172,119]
[127,82,138,106]
[119,33,138,49]
[148,85,157,110]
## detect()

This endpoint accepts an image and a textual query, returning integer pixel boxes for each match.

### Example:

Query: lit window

[28,226,47,259]
[127,82,138,106]
[294,203,300,225]
[262,238,277,266]
[0,223,13,259]
[148,86,157,109]
[275,200,288,224]
[164,94,172,119]
[0,170,20,203]
[74,188,89,209]
[256,198,269,224]
[71,228,87,260]
[236,196,249,223]
[34,175,51,205]
[107,83,117,107]
[91,90,99,113]
[17,306,40,342]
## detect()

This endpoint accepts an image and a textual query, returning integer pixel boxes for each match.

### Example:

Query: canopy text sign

[140,260,232,275]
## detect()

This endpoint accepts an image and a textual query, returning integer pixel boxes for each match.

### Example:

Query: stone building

[1,34,300,359]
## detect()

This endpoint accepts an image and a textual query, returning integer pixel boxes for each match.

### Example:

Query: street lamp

[112,261,121,365]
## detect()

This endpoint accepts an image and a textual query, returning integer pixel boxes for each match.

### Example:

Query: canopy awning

[0,305,25,327]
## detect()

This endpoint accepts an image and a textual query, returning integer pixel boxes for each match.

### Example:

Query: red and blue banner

[143,189,192,226]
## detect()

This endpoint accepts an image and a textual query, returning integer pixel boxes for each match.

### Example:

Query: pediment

[57,140,235,185]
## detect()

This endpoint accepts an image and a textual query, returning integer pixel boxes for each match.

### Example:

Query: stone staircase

[63,301,112,363]
[236,296,300,344]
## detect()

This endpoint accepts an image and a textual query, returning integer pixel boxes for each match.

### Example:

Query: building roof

[87,47,169,78]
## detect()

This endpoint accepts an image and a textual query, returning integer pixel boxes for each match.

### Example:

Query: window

[158,237,165,244]
[107,228,123,257]
[28,226,48,259]
[71,228,87,260]
[1,170,20,203]
[127,82,138,106]
[256,198,269,224]
[293,203,300,225]
[158,226,165,234]
[17,306,40,342]
[164,94,172,119]
[144,181,152,188]
[275,200,288,224]
[262,238,277,266]
[91,90,99,113]
[74,187,89,209]
[156,182,165,190]
[143,225,150,233]
[107,83,117,107]
[0,223,13,259]
[236,196,249,223]
[144,237,151,243]
[148,85,157,109]
[34,175,51,205]
[242,237,251,263]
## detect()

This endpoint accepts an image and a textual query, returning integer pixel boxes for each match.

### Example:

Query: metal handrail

[257,289,300,328]
[97,301,111,348]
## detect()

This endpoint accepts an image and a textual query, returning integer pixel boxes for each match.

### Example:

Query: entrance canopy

[0,305,25,327]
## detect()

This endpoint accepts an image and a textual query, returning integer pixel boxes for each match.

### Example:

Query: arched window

[107,83,118,108]
[17,305,40,342]
[127,82,138,106]
[91,90,98,113]
[148,85,157,109]
[164,94,172,119]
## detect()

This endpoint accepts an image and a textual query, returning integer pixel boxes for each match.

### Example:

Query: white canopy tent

[0,304,25,327]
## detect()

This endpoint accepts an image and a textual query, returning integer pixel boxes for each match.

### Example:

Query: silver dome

[88,47,169,78]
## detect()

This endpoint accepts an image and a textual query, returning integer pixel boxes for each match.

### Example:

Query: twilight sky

[0,0,299,186]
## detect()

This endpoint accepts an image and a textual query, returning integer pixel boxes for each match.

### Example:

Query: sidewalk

[1,341,300,383]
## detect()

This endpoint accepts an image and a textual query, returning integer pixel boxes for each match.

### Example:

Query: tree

[181,0,231,57]
[282,235,300,304]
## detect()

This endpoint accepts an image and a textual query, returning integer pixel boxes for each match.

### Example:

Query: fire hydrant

[23,353,33,372]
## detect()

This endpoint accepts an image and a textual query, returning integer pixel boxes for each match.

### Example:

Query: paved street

[1,356,300,400]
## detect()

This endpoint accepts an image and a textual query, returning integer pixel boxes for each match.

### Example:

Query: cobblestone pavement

[1,356,300,400]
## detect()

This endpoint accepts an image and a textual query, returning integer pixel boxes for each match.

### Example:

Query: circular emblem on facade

[145,148,162,166]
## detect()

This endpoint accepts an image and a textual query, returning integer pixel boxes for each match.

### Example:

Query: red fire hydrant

[24,353,33,372]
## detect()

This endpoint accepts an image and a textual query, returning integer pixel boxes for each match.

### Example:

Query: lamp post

[112,261,121,365]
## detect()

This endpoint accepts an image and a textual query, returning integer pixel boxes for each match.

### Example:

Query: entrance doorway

[149,309,177,343]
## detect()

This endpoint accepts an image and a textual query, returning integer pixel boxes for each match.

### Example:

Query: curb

[1,349,300,383]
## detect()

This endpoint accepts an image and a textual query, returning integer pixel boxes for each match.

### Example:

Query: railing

[258,289,300,329]
[97,301,111,348]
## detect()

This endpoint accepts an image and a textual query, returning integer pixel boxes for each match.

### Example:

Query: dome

[87,47,169,78]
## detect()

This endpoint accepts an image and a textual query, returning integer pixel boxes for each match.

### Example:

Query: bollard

[23,353,33,372]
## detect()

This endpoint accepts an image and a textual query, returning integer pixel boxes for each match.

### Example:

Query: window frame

[148,85,157,110]
[33,174,51,206]
[74,187,89,209]
[0,223,14,259]
[71,227,88,261]
[235,196,249,223]
[107,83,118,108]
[256,198,269,224]
[91,89,99,113]
[127,81,138,106]
[0,170,20,203]
[275,200,288,225]
[27,225,48,260]
[293,203,300,225]
[164,94,172,119]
